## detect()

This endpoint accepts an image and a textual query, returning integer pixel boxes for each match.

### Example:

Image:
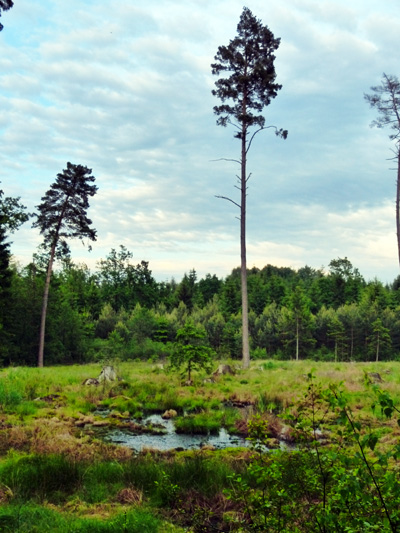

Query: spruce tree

[0,186,29,363]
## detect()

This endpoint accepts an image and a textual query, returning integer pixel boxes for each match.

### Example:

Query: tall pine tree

[211,7,287,368]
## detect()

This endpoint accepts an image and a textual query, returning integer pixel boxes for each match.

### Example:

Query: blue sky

[1,0,399,283]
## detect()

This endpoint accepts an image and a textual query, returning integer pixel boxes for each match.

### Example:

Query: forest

[2,241,400,367]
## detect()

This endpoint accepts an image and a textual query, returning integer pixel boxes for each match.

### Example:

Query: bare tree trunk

[376,332,380,363]
[295,317,299,361]
[37,203,66,367]
[397,149,400,268]
[241,129,250,369]
[38,243,56,367]
[350,326,354,359]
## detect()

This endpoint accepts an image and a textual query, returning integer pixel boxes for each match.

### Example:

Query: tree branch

[210,157,242,165]
[215,195,241,209]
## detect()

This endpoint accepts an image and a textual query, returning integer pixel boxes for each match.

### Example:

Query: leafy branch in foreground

[225,376,400,532]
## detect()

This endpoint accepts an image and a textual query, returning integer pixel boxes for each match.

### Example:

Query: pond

[97,413,249,452]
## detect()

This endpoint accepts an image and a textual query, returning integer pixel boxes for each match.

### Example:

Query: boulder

[162,409,178,419]
[213,364,235,376]
[367,372,383,383]
[82,378,99,386]
[98,365,117,382]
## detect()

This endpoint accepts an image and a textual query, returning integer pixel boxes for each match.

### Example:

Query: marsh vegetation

[1,360,400,531]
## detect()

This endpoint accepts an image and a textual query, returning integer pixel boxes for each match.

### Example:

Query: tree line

[2,245,400,366]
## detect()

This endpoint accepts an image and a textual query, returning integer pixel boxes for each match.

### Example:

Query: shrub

[225,379,400,532]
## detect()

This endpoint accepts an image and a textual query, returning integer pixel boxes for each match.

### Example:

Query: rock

[265,438,280,449]
[34,393,62,402]
[98,366,117,382]
[213,364,235,376]
[224,398,253,408]
[82,378,99,386]
[203,378,215,384]
[162,409,178,419]
[279,425,295,443]
[200,443,216,451]
[367,372,383,383]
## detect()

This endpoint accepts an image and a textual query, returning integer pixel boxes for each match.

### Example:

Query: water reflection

[103,414,249,452]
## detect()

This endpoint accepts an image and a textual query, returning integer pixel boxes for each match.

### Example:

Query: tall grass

[0,454,81,502]
[0,504,163,532]
[80,461,125,503]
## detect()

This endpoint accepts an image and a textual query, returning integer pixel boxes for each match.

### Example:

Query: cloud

[1,0,400,286]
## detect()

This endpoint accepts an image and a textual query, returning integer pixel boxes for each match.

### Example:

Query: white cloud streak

[1,0,400,283]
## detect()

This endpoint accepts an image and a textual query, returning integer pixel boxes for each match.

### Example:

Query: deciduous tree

[211,7,287,368]
[32,163,97,367]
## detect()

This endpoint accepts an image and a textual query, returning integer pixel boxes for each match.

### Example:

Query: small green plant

[0,381,23,411]
[154,470,181,507]
[170,321,214,382]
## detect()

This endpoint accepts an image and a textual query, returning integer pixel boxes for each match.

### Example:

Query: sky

[1,0,400,284]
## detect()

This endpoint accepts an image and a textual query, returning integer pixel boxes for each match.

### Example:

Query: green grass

[0,503,165,532]
[1,360,400,531]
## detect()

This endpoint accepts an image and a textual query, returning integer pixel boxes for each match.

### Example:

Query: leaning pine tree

[211,7,287,368]
[33,163,97,367]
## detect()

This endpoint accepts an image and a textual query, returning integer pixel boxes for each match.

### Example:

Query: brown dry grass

[0,417,133,461]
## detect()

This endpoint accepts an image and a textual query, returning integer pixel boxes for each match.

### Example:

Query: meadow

[0,359,400,532]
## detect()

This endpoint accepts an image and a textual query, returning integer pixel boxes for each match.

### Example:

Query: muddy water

[102,414,249,452]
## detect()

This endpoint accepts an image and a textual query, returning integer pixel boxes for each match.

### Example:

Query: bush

[225,379,400,532]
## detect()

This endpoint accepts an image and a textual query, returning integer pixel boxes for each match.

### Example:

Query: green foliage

[226,378,400,531]
[154,469,181,507]
[175,413,221,435]
[32,163,97,257]
[5,252,400,364]
[81,461,124,503]
[0,380,23,410]
[0,504,161,533]
[211,7,286,137]
[0,454,81,502]
[170,321,214,381]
